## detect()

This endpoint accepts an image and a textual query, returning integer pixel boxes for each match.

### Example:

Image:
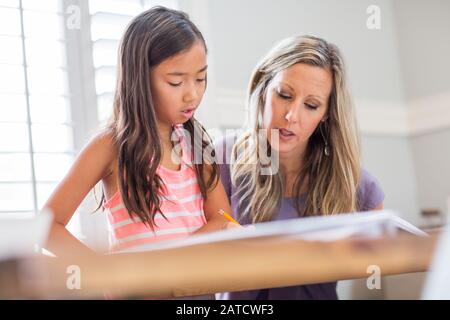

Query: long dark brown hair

[97,6,219,227]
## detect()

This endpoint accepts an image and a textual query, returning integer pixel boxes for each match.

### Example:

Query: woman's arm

[43,132,115,257]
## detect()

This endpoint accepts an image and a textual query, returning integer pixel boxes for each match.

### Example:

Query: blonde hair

[231,35,361,223]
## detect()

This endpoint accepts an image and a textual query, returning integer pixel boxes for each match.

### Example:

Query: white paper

[117,209,427,254]
[0,209,53,261]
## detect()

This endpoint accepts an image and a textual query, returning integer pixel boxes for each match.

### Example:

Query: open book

[117,209,427,254]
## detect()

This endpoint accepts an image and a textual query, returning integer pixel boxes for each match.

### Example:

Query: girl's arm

[192,165,238,235]
[43,132,115,257]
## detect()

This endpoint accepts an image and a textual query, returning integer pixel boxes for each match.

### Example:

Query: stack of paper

[117,209,427,254]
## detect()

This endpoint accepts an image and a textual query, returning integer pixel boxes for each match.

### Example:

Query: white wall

[393,0,450,220]
[210,0,406,101]
[412,129,450,221]
[393,0,450,100]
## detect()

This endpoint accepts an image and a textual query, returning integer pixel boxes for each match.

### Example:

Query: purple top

[215,135,385,300]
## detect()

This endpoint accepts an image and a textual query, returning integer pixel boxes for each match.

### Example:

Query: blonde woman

[216,35,384,299]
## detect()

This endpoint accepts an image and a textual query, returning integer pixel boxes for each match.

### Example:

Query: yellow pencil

[218,209,240,225]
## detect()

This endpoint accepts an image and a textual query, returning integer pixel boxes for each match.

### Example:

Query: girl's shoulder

[90,130,117,157]
[83,129,118,176]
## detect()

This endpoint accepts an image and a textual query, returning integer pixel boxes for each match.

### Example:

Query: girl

[216,35,385,299]
[43,6,234,258]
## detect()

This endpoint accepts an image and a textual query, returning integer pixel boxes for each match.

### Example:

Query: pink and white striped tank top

[103,125,207,253]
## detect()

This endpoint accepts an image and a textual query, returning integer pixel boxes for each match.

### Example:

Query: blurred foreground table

[0,231,439,299]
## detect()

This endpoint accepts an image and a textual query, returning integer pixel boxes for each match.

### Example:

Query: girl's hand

[224,221,243,230]
[224,222,256,231]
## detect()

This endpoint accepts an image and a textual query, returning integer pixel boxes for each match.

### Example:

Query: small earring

[320,123,330,157]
